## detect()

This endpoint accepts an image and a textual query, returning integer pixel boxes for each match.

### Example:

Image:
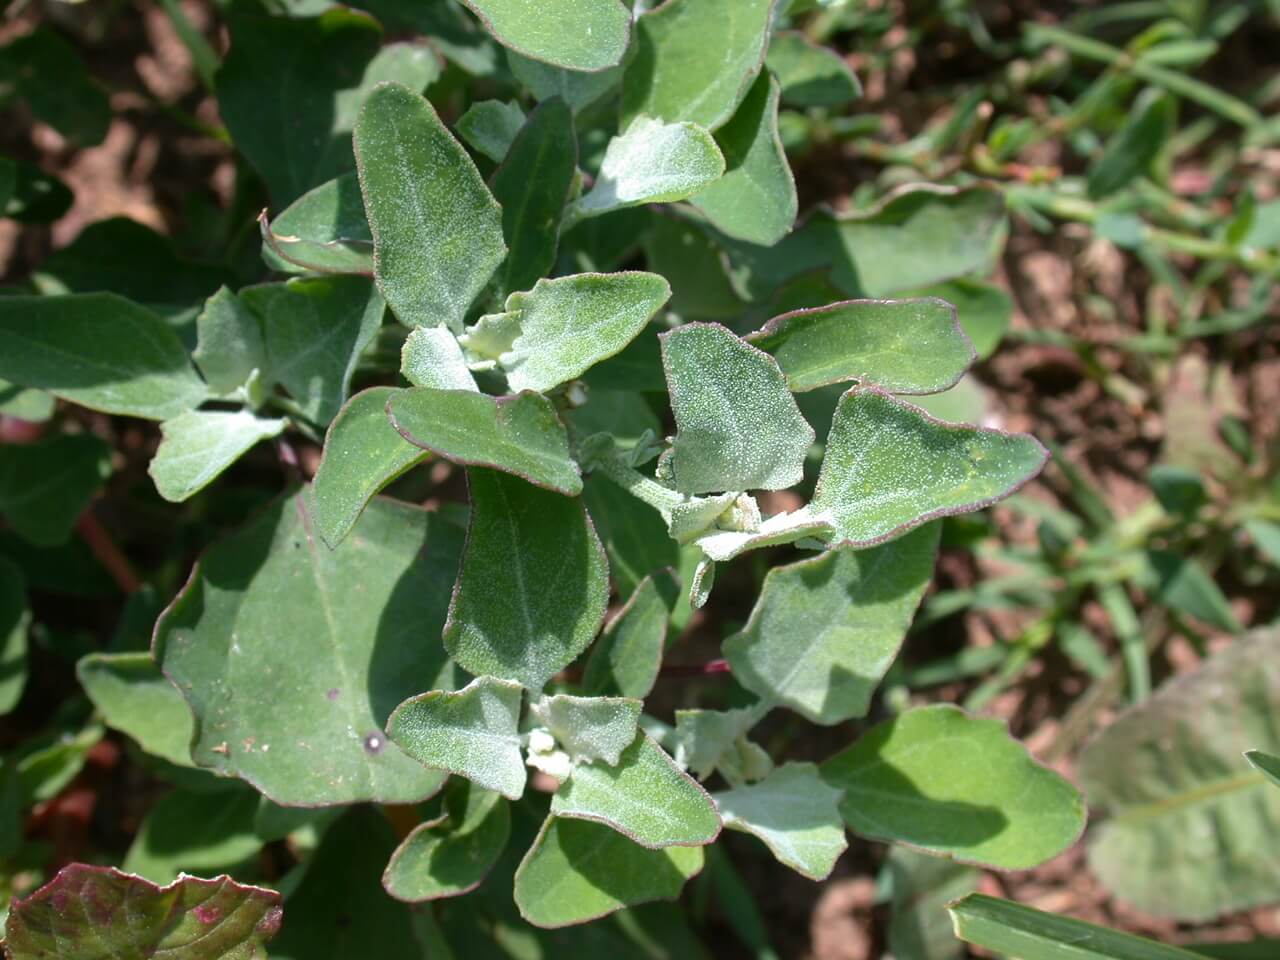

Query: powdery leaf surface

[261,173,373,276]
[498,272,671,392]
[821,704,1085,870]
[514,816,704,928]
[812,388,1047,547]
[192,287,268,394]
[443,469,608,690]
[530,694,641,766]
[582,570,676,699]
[155,490,457,806]
[354,82,506,331]
[459,0,631,71]
[723,524,939,724]
[550,732,721,847]
[387,676,526,800]
[310,387,429,548]
[713,762,848,880]
[149,411,286,504]
[661,322,814,494]
[400,328,478,391]
[388,388,581,495]
[3,865,282,960]
[747,297,974,395]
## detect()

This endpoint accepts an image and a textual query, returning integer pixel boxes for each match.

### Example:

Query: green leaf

[388,388,581,494]
[747,297,974,394]
[491,98,578,297]
[401,327,479,391]
[149,412,287,503]
[271,807,423,959]
[644,214,746,320]
[661,322,814,494]
[1,159,73,224]
[690,72,797,247]
[812,388,1047,547]
[1138,550,1242,634]
[241,276,384,426]
[76,652,195,768]
[0,556,28,715]
[0,158,12,214]
[0,379,54,423]
[582,474,680,597]
[458,0,631,71]
[496,272,671,393]
[261,173,374,276]
[0,434,112,546]
[514,816,704,928]
[692,509,834,562]
[382,780,510,902]
[550,732,720,847]
[673,707,768,783]
[718,184,1007,301]
[154,490,455,806]
[0,29,110,147]
[1079,627,1280,921]
[898,278,1011,360]
[887,848,976,960]
[507,52,623,115]
[724,524,939,725]
[583,569,677,698]
[218,11,438,205]
[354,81,507,331]
[822,704,1085,869]
[531,694,641,766]
[456,99,526,163]
[2,865,282,959]
[387,675,526,799]
[570,117,726,222]
[765,31,861,108]
[1246,750,1280,788]
[311,387,429,549]
[948,894,1205,960]
[1149,464,1207,517]
[1087,88,1177,199]
[712,762,847,880]
[443,469,608,690]
[0,294,207,420]
[123,787,264,884]
[622,0,775,130]
[192,287,267,396]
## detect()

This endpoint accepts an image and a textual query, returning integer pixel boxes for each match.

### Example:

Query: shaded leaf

[1245,750,1280,789]
[498,272,671,393]
[124,788,264,884]
[0,29,109,146]
[0,556,28,715]
[1087,89,1177,200]
[242,275,384,425]
[583,569,677,698]
[644,213,746,320]
[389,675,525,799]
[1080,628,1280,921]
[690,72,797,246]
[570,117,725,222]
[192,287,267,396]
[354,81,506,331]
[623,0,775,130]
[661,322,814,494]
[508,52,623,115]
[888,847,976,960]
[724,523,939,724]
[261,173,373,276]
[311,387,429,549]
[382,780,510,902]
[0,294,207,420]
[551,732,720,847]
[673,707,768,783]
[747,297,973,394]
[459,0,631,71]
[0,434,111,546]
[582,473,680,598]
[76,652,195,768]
[1,160,72,224]
[401,328,479,391]
[389,388,581,494]
[443,469,608,690]
[154,490,454,806]
[514,816,704,928]
[812,388,1047,547]
[456,99,526,163]
[1138,550,1242,634]
[491,97,577,296]
[822,704,1085,869]
[3,865,282,959]
[765,31,861,107]
[149,412,286,503]
[713,762,847,880]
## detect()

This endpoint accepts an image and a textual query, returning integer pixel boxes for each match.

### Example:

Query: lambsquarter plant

[0,0,1088,953]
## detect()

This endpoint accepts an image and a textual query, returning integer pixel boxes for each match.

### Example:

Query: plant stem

[76,511,141,594]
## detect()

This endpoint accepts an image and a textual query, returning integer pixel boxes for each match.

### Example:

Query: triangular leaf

[531,694,642,766]
[149,411,286,503]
